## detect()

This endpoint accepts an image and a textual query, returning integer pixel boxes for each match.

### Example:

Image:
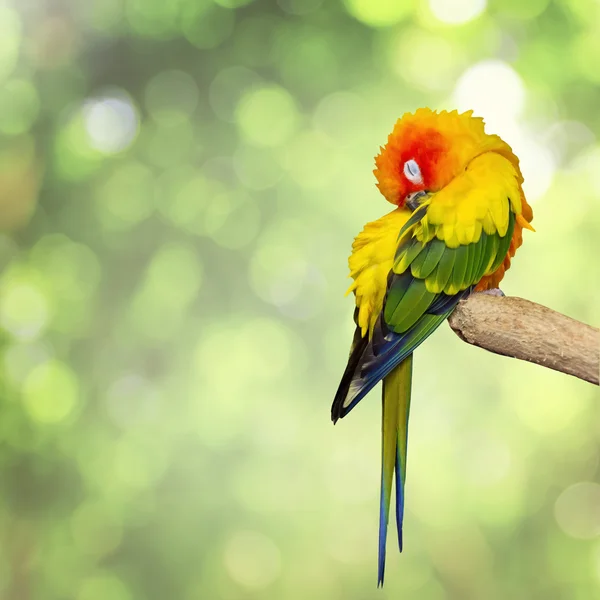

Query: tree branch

[448,295,599,385]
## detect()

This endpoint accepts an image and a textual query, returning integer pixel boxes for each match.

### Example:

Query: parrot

[331,108,534,586]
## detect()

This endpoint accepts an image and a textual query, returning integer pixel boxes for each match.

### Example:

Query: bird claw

[477,288,505,297]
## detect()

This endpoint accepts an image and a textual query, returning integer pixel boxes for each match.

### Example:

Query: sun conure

[331,108,534,586]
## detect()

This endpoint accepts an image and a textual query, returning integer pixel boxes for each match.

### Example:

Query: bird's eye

[403,159,423,185]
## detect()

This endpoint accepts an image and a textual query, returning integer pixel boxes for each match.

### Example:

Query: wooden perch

[448,295,599,385]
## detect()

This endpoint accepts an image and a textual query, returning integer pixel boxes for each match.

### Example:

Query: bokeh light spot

[31,235,101,302]
[54,111,104,181]
[126,0,180,39]
[555,483,600,540]
[23,360,79,424]
[453,60,525,131]
[224,531,281,589]
[83,94,139,154]
[0,7,21,83]
[181,2,235,50]
[0,279,50,340]
[235,85,298,147]
[390,28,464,91]
[29,236,100,336]
[343,0,413,27]
[429,0,486,25]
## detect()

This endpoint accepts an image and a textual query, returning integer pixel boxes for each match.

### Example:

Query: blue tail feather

[395,451,404,552]
[377,470,388,587]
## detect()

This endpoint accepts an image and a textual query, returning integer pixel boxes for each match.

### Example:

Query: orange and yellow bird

[331,108,534,585]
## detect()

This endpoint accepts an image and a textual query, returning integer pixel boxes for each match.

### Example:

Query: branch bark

[448,295,599,385]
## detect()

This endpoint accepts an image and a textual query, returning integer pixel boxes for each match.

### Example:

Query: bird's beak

[405,190,429,212]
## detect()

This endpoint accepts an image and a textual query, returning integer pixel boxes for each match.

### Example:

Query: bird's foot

[477,288,505,297]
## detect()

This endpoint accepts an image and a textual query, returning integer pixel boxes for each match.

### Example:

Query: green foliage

[0,0,598,598]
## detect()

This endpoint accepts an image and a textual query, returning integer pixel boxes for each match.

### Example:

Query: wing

[332,152,525,421]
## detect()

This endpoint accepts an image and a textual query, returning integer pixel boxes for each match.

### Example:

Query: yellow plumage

[420,152,522,247]
[347,208,411,338]
[348,110,534,335]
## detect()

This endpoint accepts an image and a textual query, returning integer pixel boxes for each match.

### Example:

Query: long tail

[378,353,413,587]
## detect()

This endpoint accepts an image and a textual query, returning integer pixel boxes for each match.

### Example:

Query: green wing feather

[375,206,515,585]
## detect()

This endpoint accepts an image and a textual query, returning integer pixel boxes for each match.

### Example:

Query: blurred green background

[0,0,598,598]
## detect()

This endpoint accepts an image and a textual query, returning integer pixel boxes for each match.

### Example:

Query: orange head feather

[374,108,523,207]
